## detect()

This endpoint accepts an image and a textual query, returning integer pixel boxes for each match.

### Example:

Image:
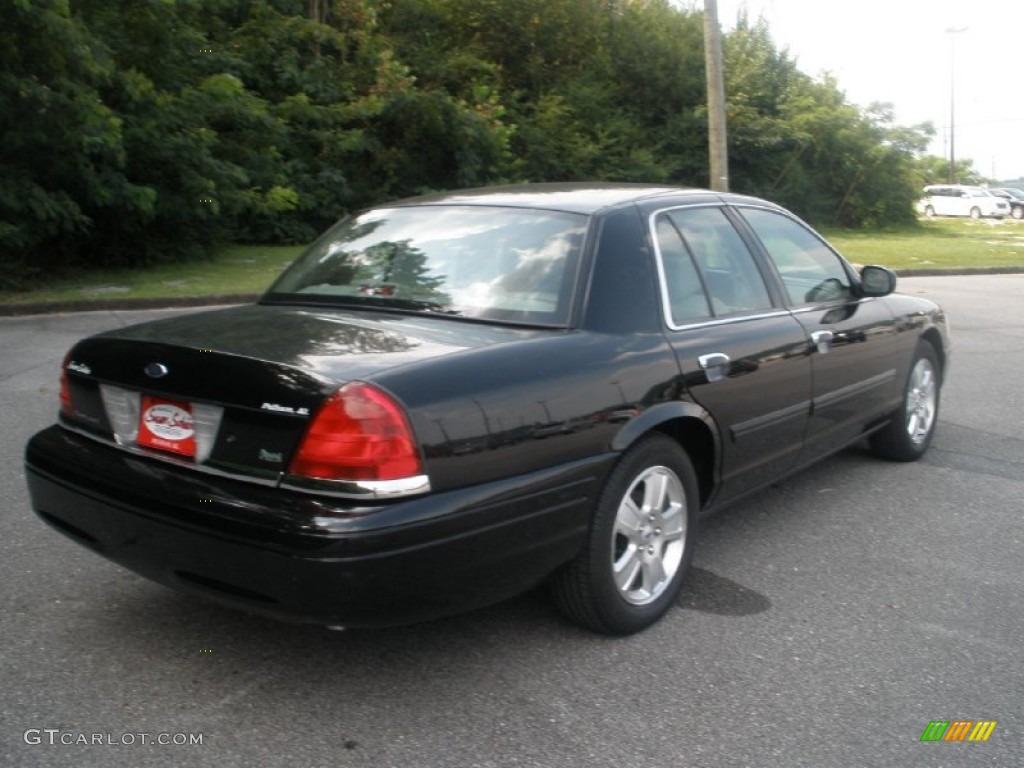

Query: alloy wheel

[905,357,937,445]
[611,466,687,606]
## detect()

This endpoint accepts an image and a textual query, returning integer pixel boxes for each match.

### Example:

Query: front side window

[265,205,587,326]
[654,206,773,324]
[739,208,853,306]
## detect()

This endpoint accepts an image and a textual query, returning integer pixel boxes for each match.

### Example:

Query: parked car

[917,184,1009,219]
[25,183,950,635]
[988,187,1024,220]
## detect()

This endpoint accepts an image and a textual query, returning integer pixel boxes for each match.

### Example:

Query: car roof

[383,182,773,216]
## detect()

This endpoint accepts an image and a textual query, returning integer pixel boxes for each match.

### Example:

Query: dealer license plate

[137,395,196,458]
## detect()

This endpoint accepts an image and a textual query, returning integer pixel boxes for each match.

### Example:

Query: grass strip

[2,219,1022,312]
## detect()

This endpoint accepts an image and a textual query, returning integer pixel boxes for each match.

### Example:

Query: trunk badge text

[261,402,310,416]
[67,361,92,375]
[145,362,170,379]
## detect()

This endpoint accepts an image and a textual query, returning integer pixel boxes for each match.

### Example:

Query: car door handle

[810,330,834,354]
[698,352,731,383]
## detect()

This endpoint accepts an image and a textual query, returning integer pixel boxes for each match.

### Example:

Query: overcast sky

[709,0,1024,181]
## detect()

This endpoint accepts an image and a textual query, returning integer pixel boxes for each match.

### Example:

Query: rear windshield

[264,205,588,326]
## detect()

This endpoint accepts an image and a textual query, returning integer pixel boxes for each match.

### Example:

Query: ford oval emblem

[145,362,170,379]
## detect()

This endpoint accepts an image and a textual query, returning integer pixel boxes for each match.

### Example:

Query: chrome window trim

[788,297,877,315]
[648,202,874,331]
[663,308,794,332]
[647,203,787,332]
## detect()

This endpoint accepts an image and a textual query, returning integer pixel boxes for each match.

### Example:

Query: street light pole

[945,27,968,184]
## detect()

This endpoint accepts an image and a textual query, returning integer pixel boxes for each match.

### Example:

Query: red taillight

[288,382,423,482]
[59,352,73,416]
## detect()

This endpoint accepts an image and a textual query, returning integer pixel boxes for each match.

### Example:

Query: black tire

[1013,206,1023,220]
[924,205,936,218]
[970,206,982,219]
[552,434,698,635]
[869,341,941,461]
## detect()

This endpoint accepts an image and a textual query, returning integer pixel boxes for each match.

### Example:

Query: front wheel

[552,434,698,634]
[1013,206,1023,220]
[970,206,982,219]
[869,342,941,461]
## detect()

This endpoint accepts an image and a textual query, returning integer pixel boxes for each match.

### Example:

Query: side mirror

[859,265,896,297]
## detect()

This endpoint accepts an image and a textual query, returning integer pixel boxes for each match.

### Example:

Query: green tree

[0,0,150,286]
[721,16,932,226]
[916,155,985,186]
[1,0,950,290]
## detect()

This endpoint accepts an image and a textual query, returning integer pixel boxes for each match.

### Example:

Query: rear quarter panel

[375,330,684,493]
[372,204,687,493]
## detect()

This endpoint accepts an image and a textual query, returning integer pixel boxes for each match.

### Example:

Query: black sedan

[25,183,949,635]
[989,187,1024,220]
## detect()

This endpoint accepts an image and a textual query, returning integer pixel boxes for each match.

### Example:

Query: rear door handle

[810,330,834,354]
[698,352,731,383]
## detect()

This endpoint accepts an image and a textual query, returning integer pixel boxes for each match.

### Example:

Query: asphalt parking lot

[1,275,1021,768]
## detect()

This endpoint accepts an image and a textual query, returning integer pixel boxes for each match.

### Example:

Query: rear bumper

[25,426,607,627]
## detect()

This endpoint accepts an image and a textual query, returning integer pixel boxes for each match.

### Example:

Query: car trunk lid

[60,304,537,486]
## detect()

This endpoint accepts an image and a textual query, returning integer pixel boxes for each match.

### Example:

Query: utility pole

[704,0,729,192]
[945,27,968,184]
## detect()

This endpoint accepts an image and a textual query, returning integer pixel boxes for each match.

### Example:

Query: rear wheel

[552,434,697,634]
[1013,206,1023,220]
[924,205,936,218]
[869,341,940,461]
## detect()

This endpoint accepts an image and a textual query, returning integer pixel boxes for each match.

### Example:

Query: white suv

[918,185,1010,219]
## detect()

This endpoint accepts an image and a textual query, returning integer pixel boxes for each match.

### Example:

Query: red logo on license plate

[138,396,196,457]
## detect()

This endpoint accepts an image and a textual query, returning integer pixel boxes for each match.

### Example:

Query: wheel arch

[920,327,947,382]
[612,402,718,507]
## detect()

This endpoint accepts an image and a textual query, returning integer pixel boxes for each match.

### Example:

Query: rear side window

[738,208,853,305]
[654,207,773,325]
[654,217,712,323]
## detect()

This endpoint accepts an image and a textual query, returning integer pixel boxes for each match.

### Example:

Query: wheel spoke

[641,471,669,516]
[615,497,644,539]
[641,552,667,590]
[914,369,933,398]
[613,545,642,593]
[661,520,685,542]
